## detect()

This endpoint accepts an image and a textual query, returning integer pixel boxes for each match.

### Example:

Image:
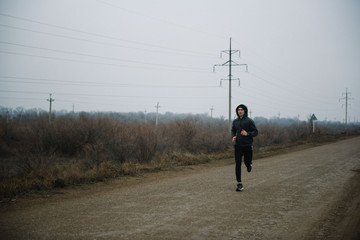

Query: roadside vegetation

[1,107,359,199]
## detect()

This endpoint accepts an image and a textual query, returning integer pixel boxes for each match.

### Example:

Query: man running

[231,104,258,191]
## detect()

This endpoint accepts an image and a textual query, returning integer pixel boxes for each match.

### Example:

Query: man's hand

[241,130,248,136]
[232,136,236,143]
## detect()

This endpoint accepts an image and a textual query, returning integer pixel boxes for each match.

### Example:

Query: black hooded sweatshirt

[231,104,258,147]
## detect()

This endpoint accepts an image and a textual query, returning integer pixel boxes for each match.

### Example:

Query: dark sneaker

[247,164,252,173]
[236,183,244,192]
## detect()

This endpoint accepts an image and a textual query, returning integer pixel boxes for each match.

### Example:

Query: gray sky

[1,0,359,122]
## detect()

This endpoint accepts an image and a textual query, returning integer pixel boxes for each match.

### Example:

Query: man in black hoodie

[231,104,258,191]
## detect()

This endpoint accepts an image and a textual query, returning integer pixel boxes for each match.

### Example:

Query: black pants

[234,145,253,183]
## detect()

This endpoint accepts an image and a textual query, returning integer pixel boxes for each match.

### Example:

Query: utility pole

[47,93,55,123]
[6,110,9,123]
[213,37,248,131]
[155,102,160,126]
[144,109,147,123]
[339,88,353,130]
[210,105,214,119]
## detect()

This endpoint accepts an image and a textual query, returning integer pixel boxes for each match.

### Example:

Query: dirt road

[1,137,360,240]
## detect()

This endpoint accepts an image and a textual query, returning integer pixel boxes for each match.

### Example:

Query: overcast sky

[0,0,359,122]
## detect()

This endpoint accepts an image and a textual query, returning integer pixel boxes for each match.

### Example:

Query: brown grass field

[0,115,358,199]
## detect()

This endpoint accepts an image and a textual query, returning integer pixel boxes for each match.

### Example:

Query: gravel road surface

[1,137,360,240]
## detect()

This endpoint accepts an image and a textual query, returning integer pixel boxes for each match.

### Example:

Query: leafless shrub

[134,125,157,163]
[1,112,359,199]
[103,122,134,163]
[82,142,108,167]
[154,123,177,153]
[255,121,310,147]
[174,118,198,152]
[192,130,229,153]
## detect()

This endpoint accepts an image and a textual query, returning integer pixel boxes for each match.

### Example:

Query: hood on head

[235,104,248,118]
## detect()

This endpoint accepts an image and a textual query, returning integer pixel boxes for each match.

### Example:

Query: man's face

[238,108,245,118]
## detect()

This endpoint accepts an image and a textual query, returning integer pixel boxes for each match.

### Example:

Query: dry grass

[1,115,358,200]
[0,150,234,199]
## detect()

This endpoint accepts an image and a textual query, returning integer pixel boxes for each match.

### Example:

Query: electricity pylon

[339,88,353,131]
[213,38,248,131]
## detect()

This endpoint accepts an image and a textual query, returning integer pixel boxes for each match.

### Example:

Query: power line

[0,76,219,89]
[0,40,209,72]
[94,0,226,41]
[0,96,43,101]
[0,23,213,58]
[236,80,336,106]
[246,64,336,101]
[0,49,209,73]
[1,10,354,121]
[0,12,214,57]
[0,76,104,86]
[0,12,322,100]
[0,89,49,95]
[0,89,224,99]
[0,96,159,109]
[0,23,214,59]
[231,40,341,102]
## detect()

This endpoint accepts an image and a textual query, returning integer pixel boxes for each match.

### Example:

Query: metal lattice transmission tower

[213,38,248,131]
[339,88,353,130]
